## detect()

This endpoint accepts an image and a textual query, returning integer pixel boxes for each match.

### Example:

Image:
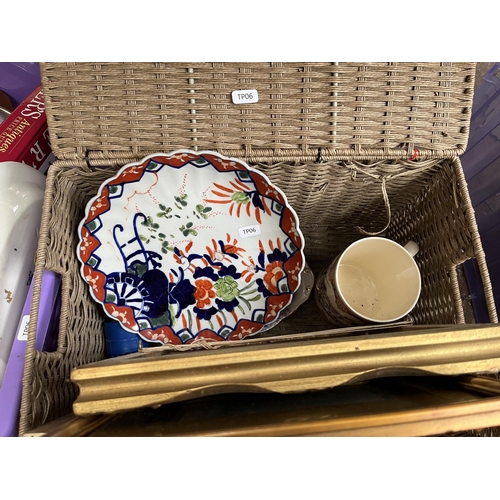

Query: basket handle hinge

[85,149,92,168]
[315,148,323,163]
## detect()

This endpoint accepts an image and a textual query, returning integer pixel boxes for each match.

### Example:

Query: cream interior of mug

[336,238,421,322]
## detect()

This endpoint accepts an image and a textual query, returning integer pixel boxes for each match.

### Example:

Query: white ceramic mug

[314,237,421,326]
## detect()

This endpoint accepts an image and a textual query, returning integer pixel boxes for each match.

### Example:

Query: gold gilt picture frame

[24,374,500,437]
[70,324,500,417]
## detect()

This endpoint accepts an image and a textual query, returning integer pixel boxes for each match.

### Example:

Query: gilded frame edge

[71,324,500,416]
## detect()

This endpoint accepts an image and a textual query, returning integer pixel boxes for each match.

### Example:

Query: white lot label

[238,224,261,238]
[17,315,30,341]
[232,89,259,104]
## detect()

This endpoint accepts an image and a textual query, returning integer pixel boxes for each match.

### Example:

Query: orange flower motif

[194,278,216,308]
[241,256,257,283]
[205,180,271,223]
[206,235,246,264]
[263,261,286,294]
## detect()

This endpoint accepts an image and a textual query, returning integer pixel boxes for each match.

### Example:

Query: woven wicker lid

[40,62,476,163]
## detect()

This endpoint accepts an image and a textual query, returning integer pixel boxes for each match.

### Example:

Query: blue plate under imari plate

[77,150,306,345]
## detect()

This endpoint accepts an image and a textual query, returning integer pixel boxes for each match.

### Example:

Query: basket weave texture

[18,62,497,435]
[41,62,475,162]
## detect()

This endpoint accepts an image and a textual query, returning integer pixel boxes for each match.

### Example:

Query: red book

[0,84,55,174]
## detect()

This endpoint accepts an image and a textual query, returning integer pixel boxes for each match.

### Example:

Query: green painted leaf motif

[214,276,240,301]
[174,194,188,208]
[238,296,251,310]
[146,161,162,171]
[130,262,147,277]
[169,305,176,326]
[106,293,117,302]
[246,295,261,302]
[86,220,97,232]
[180,332,191,342]
[179,224,197,237]
[149,307,174,328]
[232,192,250,204]
[193,157,208,166]
[157,207,172,218]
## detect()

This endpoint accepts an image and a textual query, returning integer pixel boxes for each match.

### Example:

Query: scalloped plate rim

[76,149,306,343]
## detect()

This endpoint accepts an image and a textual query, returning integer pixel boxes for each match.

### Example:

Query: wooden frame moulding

[70,324,500,416]
[23,375,500,437]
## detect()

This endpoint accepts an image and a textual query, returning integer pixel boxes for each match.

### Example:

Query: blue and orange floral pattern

[77,150,305,345]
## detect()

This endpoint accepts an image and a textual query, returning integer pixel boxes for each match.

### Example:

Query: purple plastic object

[0,63,41,108]
[461,62,500,322]
[0,270,61,437]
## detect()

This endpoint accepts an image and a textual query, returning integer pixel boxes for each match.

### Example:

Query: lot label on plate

[238,224,261,238]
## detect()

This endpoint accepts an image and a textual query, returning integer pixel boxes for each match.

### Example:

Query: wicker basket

[19,62,498,435]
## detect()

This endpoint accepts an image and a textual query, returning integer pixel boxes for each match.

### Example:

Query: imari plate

[77,151,305,345]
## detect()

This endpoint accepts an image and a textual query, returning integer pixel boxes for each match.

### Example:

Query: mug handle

[404,240,419,258]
